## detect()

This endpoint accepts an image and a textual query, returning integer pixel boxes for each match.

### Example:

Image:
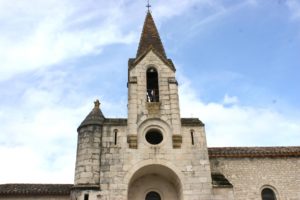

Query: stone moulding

[127,134,138,149]
[129,76,137,84]
[172,135,182,149]
[72,184,100,190]
[168,77,178,85]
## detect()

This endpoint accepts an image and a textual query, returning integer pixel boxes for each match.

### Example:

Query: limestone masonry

[0,10,299,200]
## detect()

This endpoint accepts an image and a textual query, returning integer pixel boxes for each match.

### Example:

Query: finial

[146,0,151,12]
[94,99,100,108]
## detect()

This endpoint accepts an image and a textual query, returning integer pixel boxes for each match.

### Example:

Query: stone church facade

[0,11,299,200]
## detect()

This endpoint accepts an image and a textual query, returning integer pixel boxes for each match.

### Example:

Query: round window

[145,129,163,145]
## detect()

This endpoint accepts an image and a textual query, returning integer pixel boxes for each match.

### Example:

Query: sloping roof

[136,11,167,59]
[208,146,300,158]
[211,173,233,188]
[181,118,204,126]
[78,100,105,129]
[0,184,73,195]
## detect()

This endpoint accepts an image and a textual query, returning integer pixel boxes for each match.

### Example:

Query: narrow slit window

[114,130,118,145]
[146,67,159,102]
[84,194,89,200]
[191,130,194,145]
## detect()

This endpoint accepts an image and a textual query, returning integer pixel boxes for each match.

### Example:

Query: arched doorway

[145,191,161,200]
[128,164,182,200]
[261,187,277,200]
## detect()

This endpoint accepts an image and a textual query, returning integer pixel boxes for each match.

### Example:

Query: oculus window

[145,129,163,145]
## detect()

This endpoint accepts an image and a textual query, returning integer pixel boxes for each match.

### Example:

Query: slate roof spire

[136,11,167,59]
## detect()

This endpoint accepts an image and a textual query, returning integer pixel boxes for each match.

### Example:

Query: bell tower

[72,9,213,200]
[127,11,182,149]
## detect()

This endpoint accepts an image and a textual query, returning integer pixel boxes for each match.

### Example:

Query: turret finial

[94,99,100,108]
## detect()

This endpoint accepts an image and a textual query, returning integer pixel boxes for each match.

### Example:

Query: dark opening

[191,130,194,145]
[84,194,89,200]
[146,68,159,102]
[145,130,163,145]
[145,191,161,200]
[114,130,118,145]
[261,188,276,200]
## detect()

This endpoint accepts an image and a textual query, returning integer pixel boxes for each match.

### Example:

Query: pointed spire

[136,11,167,59]
[78,100,105,129]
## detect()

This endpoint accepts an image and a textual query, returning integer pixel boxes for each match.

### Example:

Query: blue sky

[0,0,299,183]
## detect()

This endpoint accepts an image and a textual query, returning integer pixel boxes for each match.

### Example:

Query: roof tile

[136,11,167,59]
[0,184,73,195]
[208,146,300,158]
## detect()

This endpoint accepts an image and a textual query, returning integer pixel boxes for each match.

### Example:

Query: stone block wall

[210,157,300,200]
[74,126,102,185]
[93,121,213,200]
[212,188,234,200]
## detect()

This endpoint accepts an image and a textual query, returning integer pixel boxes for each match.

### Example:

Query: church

[0,9,299,200]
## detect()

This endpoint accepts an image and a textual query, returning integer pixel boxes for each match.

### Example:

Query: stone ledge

[72,184,100,191]
[127,135,138,149]
[173,135,182,149]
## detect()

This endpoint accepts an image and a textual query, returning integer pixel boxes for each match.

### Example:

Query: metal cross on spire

[146,0,151,12]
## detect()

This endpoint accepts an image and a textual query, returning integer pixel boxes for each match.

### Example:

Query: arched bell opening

[146,67,159,102]
[128,164,182,200]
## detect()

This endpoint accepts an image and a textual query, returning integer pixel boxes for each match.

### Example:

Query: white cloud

[179,79,300,147]
[0,0,136,81]
[0,100,86,183]
[223,94,239,105]
[0,146,74,183]
[0,0,260,81]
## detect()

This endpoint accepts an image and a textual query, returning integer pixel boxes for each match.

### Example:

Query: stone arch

[125,160,184,200]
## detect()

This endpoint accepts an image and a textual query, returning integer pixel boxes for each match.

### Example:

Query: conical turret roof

[78,100,105,129]
[136,11,167,59]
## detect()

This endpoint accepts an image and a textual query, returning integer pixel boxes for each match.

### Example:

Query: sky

[0,0,299,184]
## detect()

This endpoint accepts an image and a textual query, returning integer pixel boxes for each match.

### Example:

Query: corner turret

[73,100,104,195]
